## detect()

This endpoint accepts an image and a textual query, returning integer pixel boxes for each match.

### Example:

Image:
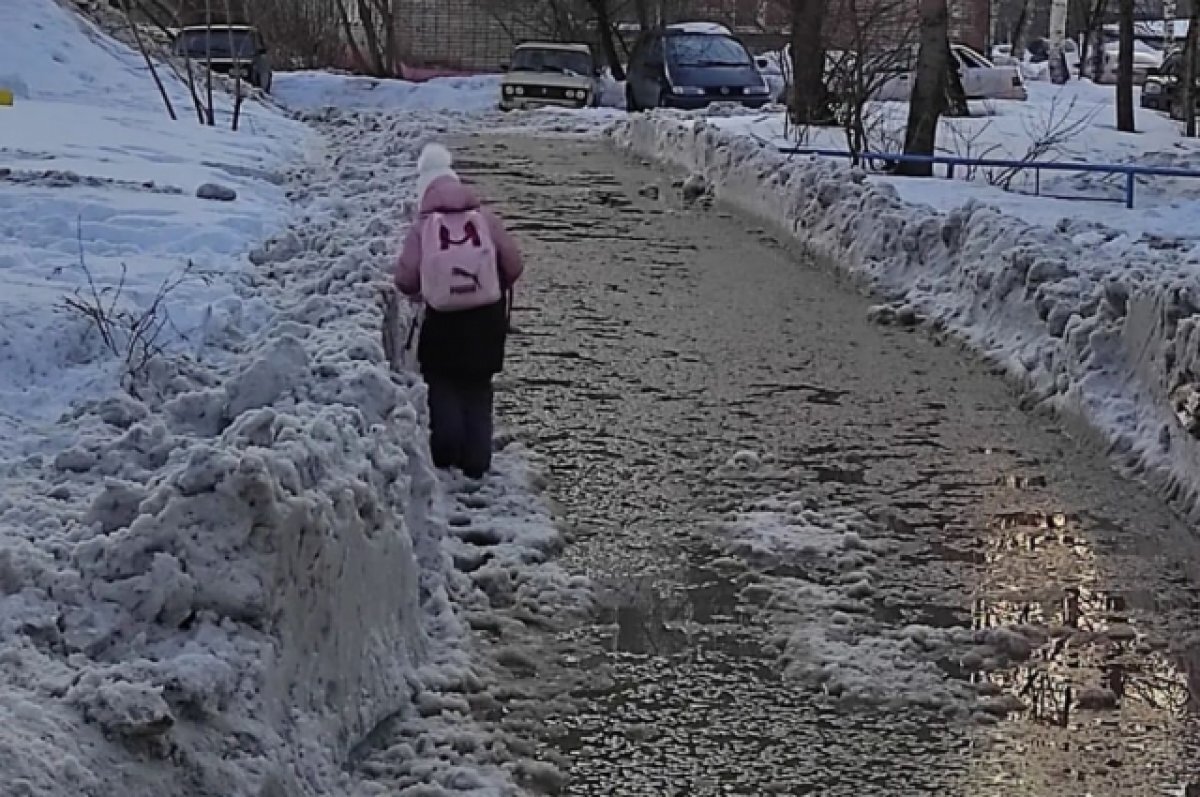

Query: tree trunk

[1048,0,1070,83]
[1010,0,1029,57]
[899,0,951,175]
[379,0,398,76]
[224,0,243,131]
[204,0,215,125]
[944,40,969,116]
[117,0,177,120]
[1116,0,1135,131]
[589,0,627,80]
[355,0,386,75]
[1185,0,1199,136]
[333,0,372,75]
[788,0,829,124]
[1077,0,1108,79]
[633,0,652,28]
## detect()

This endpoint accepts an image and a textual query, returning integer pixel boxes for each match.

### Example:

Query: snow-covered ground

[275,68,627,114]
[0,4,582,796]
[609,85,1200,529]
[0,0,303,464]
[709,82,1200,243]
[274,71,502,113]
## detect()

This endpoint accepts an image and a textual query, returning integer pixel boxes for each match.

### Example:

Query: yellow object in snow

[0,89,12,106]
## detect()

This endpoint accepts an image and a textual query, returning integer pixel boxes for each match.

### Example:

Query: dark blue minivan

[625,23,772,111]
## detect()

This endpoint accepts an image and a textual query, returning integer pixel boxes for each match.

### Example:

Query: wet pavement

[447,134,1200,795]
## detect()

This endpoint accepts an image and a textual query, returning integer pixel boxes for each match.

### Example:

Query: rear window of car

[175,29,256,58]
[665,34,752,68]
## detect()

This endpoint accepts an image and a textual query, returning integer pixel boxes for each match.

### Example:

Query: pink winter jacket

[395,176,523,299]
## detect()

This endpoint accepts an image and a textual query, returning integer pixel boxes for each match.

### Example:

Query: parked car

[1141,49,1193,112]
[1084,39,1163,85]
[499,42,600,111]
[173,24,272,92]
[625,22,773,111]
[754,45,790,103]
[874,44,1027,101]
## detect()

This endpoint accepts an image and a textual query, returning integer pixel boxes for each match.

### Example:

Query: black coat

[417,296,509,380]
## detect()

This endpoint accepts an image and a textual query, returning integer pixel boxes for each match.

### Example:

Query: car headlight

[503,85,514,95]
[1145,83,1162,94]
[671,86,706,96]
[514,86,524,96]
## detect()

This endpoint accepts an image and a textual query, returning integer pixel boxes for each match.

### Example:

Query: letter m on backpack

[419,210,502,311]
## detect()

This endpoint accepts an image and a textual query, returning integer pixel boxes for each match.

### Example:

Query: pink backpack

[418,210,502,312]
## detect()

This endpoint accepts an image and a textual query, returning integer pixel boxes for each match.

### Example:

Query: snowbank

[0,0,303,463]
[704,82,1200,244]
[273,71,503,113]
[608,111,1200,527]
[1,3,569,795]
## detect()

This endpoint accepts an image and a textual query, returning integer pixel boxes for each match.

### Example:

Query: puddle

[593,562,768,660]
[813,465,868,485]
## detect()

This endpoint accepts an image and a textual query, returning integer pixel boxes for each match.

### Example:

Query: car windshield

[175,29,256,58]
[666,34,752,67]
[512,48,593,76]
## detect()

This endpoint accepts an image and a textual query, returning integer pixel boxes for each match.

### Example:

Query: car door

[952,47,985,98]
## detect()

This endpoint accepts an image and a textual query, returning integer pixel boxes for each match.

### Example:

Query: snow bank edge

[607,112,1200,525]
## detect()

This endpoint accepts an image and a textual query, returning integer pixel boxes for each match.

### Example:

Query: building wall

[393,0,991,71]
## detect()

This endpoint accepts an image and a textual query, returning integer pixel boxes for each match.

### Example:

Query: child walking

[395,143,524,479]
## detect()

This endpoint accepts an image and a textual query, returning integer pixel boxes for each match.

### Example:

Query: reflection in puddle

[964,508,1200,793]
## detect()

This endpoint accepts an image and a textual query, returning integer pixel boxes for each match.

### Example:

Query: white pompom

[418,143,453,175]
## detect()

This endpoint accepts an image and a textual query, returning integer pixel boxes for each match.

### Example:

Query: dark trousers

[426,375,494,478]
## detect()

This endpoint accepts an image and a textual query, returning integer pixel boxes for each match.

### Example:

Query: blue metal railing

[777,146,1200,209]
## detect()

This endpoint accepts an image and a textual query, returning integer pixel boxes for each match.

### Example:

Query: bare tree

[480,0,638,76]
[223,0,244,131]
[1116,0,1135,131]
[1009,0,1031,56]
[204,0,216,125]
[1048,0,1070,82]
[1184,0,1199,136]
[333,0,398,76]
[116,0,178,119]
[790,0,830,124]
[250,0,344,68]
[584,0,629,80]
[1074,0,1108,79]
[820,0,919,156]
[898,0,952,175]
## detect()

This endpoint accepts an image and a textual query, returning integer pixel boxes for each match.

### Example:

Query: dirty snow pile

[724,498,1058,722]
[0,2,571,796]
[274,71,503,113]
[609,106,1200,527]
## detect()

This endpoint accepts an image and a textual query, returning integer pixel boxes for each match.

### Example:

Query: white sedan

[876,44,1028,102]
